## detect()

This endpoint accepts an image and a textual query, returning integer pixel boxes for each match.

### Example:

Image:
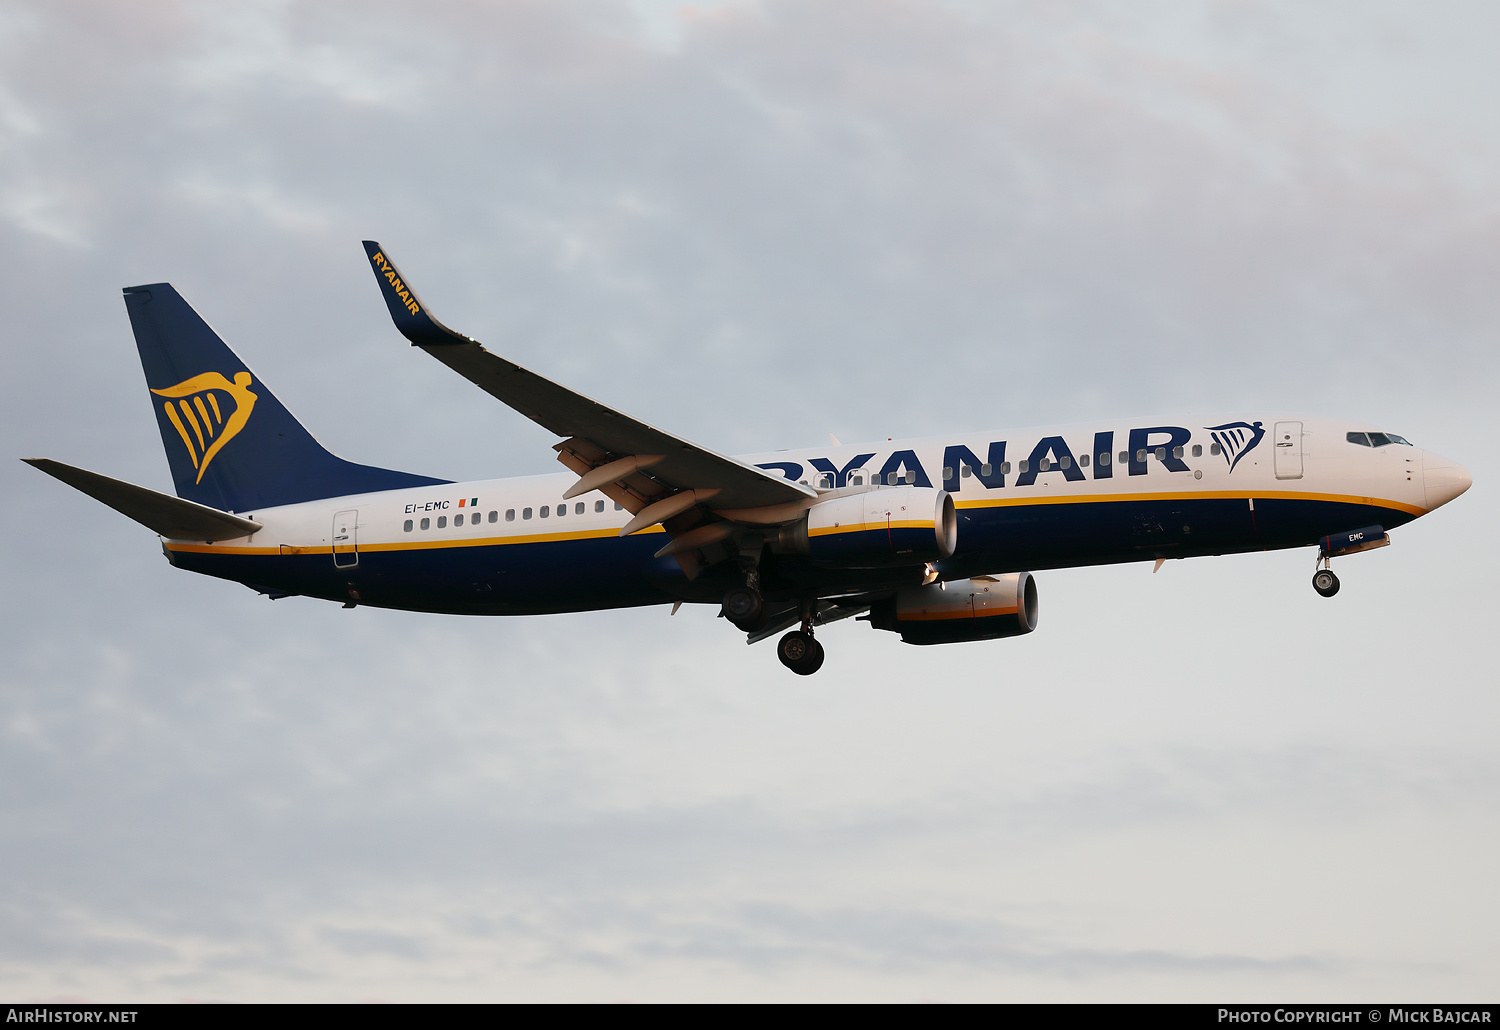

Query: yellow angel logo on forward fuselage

[150,372,258,484]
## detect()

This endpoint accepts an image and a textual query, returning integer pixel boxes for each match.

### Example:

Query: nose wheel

[1312,567,1340,598]
[777,630,825,676]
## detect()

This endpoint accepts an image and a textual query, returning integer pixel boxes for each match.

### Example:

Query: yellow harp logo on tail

[150,372,258,484]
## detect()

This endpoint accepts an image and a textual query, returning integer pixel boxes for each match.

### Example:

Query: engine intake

[869,573,1038,645]
[791,486,956,568]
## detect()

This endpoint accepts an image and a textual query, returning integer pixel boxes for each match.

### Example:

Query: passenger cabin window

[504,510,513,521]
[1210,443,1222,456]
[595,500,605,512]
[615,502,623,511]
[454,513,464,526]
[1080,454,1089,467]
[403,519,413,532]
[420,517,430,530]
[1099,452,1110,466]
[556,504,565,517]
[942,467,953,481]
[1137,449,1147,462]
[1018,460,1029,473]
[540,506,549,518]
[1172,446,1184,459]
[959,467,970,479]
[852,473,865,485]
[575,502,585,515]
[1119,450,1129,464]
[1192,444,1202,458]
[980,463,992,477]
[1002,462,1011,475]
[1060,456,1072,469]
[523,507,533,520]
[1154,447,1165,461]
[437,515,447,528]
[1039,458,1051,471]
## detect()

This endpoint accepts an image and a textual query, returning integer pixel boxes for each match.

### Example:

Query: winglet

[361,241,471,347]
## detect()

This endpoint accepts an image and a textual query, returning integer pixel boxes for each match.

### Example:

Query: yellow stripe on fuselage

[899,606,1020,621]
[952,489,1426,517]
[165,524,662,555]
[807,519,934,539]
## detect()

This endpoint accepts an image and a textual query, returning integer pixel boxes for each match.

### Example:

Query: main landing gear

[721,585,765,629]
[1312,555,1340,598]
[776,598,825,676]
[722,566,828,675]
[777,629,825,676]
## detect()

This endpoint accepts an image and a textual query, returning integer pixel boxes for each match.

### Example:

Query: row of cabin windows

[403,499,626,532]
[405,510,500,531]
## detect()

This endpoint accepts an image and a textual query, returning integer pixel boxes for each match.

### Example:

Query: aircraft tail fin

[123,283,448,512]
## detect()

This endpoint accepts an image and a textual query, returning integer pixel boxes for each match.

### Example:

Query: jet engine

[774,486,956,568]
[868,573,1038,645]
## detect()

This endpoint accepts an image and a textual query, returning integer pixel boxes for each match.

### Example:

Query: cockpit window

[1350,430,1414,448]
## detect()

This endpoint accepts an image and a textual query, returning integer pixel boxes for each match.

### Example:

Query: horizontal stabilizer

[23,458,261,542]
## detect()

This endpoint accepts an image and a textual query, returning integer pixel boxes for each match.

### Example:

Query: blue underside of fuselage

[169,495,1416,615]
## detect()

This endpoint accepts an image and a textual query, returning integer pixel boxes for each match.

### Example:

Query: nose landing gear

[1312,558,1340,598]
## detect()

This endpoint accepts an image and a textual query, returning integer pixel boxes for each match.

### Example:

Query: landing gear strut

[777,630,825,676]
[1312,556,1340,598]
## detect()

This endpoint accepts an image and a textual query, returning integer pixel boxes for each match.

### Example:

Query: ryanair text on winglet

[370,251,421,316]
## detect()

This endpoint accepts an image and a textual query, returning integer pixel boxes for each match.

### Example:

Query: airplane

[24,242,1473,675]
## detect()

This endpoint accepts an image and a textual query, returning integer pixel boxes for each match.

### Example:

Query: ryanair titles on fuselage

[755,422,1264,491]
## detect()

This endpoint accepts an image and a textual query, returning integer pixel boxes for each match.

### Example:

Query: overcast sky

[2,0,1497,1002]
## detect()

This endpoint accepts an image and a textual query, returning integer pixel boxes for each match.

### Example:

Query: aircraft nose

[1422,450,1473,511]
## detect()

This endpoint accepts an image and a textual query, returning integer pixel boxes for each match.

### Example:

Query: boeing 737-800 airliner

[25,242,1473,675]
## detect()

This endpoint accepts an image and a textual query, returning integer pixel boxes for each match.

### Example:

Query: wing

[361,241,816,576]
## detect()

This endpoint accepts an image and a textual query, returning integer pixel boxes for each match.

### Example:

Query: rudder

[125,283,447,512]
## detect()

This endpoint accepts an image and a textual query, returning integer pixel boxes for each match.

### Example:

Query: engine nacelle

[786,486,956,568]
[869,573,1038,645]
